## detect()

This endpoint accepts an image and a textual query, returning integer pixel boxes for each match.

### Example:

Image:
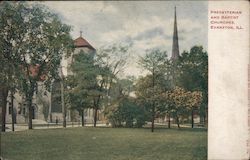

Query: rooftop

[74,34,95,50]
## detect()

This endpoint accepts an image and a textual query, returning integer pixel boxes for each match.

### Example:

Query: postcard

[0,1,249,160]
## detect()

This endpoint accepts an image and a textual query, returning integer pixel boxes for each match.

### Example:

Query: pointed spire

[171,6,180,60]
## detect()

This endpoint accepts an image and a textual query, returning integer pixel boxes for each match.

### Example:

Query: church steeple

[171,6,180,60]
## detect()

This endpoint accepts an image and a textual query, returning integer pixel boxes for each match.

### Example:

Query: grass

[1,127,207,160]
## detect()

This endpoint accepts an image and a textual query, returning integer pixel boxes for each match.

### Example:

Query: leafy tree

[186,91,203,128]
[96,44,130,106]
[68,49,109,127]
[91,56,110,127]
[66,52,96,126]
[66,88,91,127]
[137,49,170,132]
[177,46,208,124]
[120,97,148,128]
[98,44,130,77]
[0,2,74,129]
[166,87,189,128]
[104,76,149,128]
[68,46,129,127]
[165,87,202,128]
[0,1,27,132]
[106,96,148,128]
[106,76,134,108]
[89,44,130,127]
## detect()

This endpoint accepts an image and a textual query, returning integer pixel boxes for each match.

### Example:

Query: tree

[0,2,74,130]
[68,43,131,127]
[0,1,27,132]
[96,44,130,106]
[165,87,189,128]
[91,63,110,127]
[65,60,94,127]
[165,87,202,128]
[98,44,130,77]
[104,76,134,114]
[106,96,148,128]
[68,49,107,127]
[186,91,202,128]
[90,44,130,127]
[104,76,149,128]
[137,48,170,132]
[66,88,91,127]
[177,46,208,125]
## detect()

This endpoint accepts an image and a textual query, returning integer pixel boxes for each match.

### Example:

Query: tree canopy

[0,1,74,130]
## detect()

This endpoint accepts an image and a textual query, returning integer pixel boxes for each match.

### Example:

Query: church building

[5,33,99,124]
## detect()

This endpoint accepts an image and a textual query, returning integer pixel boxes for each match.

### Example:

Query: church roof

[74,36,95,50]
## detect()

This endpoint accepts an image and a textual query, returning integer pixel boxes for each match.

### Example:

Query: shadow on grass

[91,125,207,133]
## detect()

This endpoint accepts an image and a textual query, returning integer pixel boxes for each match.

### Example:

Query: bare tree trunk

[151,115,155,132]
[151,104,155,132]
[205,105,208,128]
[176,115,180,128]
[203,114,206,125]
[94,108,98,127]
[93,92,102,128]
[1,87,8,132]
[151,67,155,133]
[11,91,15,132]
[49,82,53,123]
[168,113,171,128]
[1,101,7,132]
[191,108,194,128]
[60,79,66,128]
[26,85,34,130]
[81,109,84,127]
[28,97,33,129]
[63,111,66,128]
[27,82,35,130]
[49,114,52,123]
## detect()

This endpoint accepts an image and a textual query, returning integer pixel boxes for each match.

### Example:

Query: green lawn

[1,127,207,160]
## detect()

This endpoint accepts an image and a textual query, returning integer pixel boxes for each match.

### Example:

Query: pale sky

[37,1,208,77]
